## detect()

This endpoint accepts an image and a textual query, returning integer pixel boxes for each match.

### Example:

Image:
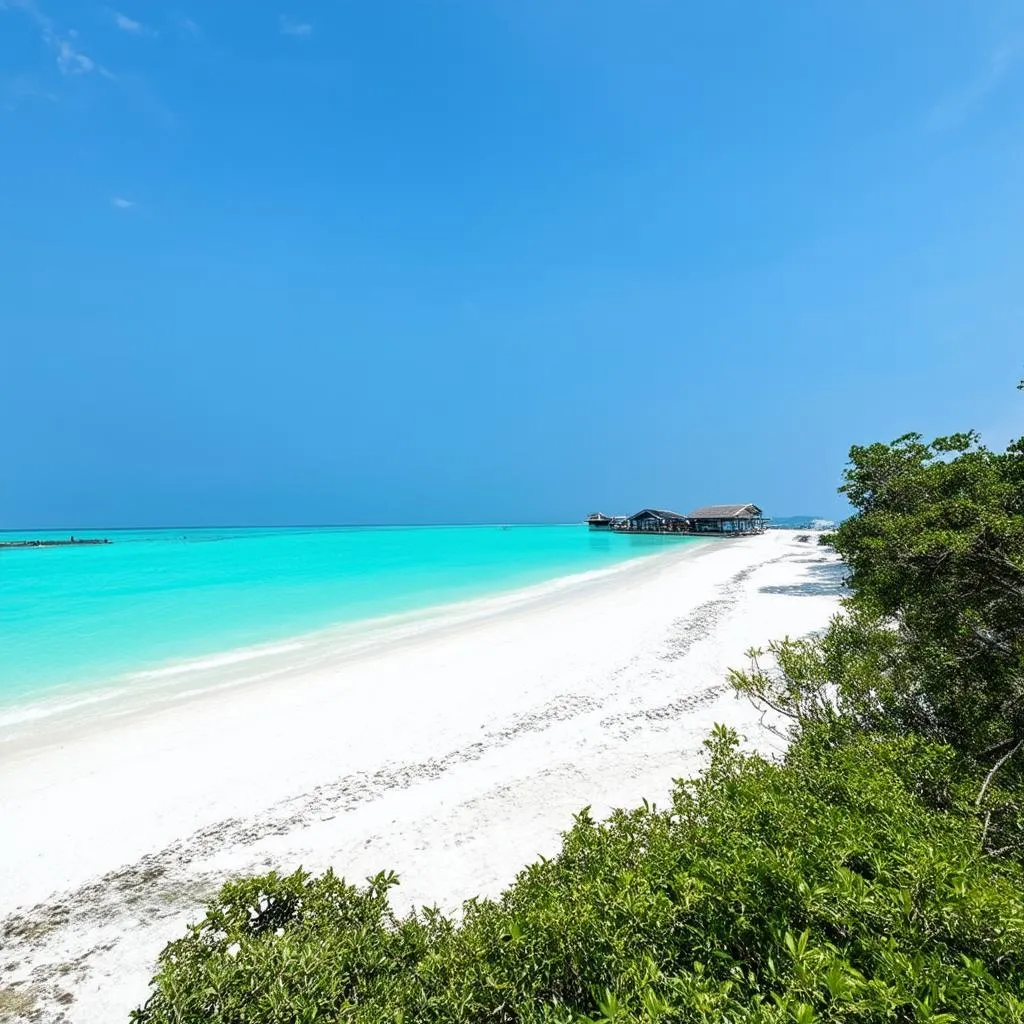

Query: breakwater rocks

[0,537,111,550]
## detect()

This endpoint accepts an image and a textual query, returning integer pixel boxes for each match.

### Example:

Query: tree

[824,430,1024,763]
[735,423,1024,770]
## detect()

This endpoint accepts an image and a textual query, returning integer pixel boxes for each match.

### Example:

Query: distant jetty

[0,537,111,549]
[586,504,767,536]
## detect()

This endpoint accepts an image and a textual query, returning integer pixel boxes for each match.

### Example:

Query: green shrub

[132,727,1024,1024]
[825,430,1024,762]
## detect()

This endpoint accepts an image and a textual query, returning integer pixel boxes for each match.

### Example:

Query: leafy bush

[132,727,1024,1024]
[731,422,1024,858]
[824,430,1024,761]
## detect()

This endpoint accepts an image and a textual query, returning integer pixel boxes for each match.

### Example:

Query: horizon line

[0,512,835,534]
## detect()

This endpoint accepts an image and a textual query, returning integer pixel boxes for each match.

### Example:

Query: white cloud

[279,15,311,37]
[1,0,110,77]
[179,16,200,37]
[928,42,1020,130]
[111,9,156,36]
[111,196,135,209]
[57,37,94,74]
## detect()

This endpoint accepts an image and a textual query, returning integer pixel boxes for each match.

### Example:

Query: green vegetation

[732,427,1024,859]
[826,430,1022,760]
[134,394,1024,1023]
[131,729,1024,1023]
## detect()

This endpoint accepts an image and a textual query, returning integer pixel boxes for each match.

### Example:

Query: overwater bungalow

[686,504,766,534]
[614,509,691,534]
[584,503,767,536]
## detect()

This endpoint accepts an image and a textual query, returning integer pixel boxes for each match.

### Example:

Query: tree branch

[976,739,1024,809]
[987,843,1023,858]
[979,736,1020,760]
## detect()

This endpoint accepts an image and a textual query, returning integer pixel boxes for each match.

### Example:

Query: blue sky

[1,1,1022,527]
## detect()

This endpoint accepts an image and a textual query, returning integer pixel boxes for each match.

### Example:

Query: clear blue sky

[2,1,1022,527]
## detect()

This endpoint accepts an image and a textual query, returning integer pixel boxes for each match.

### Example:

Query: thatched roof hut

[687,504,765,533]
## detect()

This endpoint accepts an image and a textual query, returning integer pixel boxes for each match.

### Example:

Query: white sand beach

[0,530,844,1023]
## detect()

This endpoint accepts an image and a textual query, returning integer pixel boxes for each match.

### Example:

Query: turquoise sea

[0,525,697,716]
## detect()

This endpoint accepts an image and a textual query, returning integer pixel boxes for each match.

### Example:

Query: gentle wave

[127,641,307,680]
[0,687,130,730]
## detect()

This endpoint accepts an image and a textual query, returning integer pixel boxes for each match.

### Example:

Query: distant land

[768,515,838,530]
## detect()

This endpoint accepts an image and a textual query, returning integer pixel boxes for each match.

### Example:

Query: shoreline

[0,530,843,1023]
[0,539,712,749]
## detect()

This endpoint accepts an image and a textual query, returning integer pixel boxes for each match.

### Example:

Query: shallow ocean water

[0,524,697,711]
